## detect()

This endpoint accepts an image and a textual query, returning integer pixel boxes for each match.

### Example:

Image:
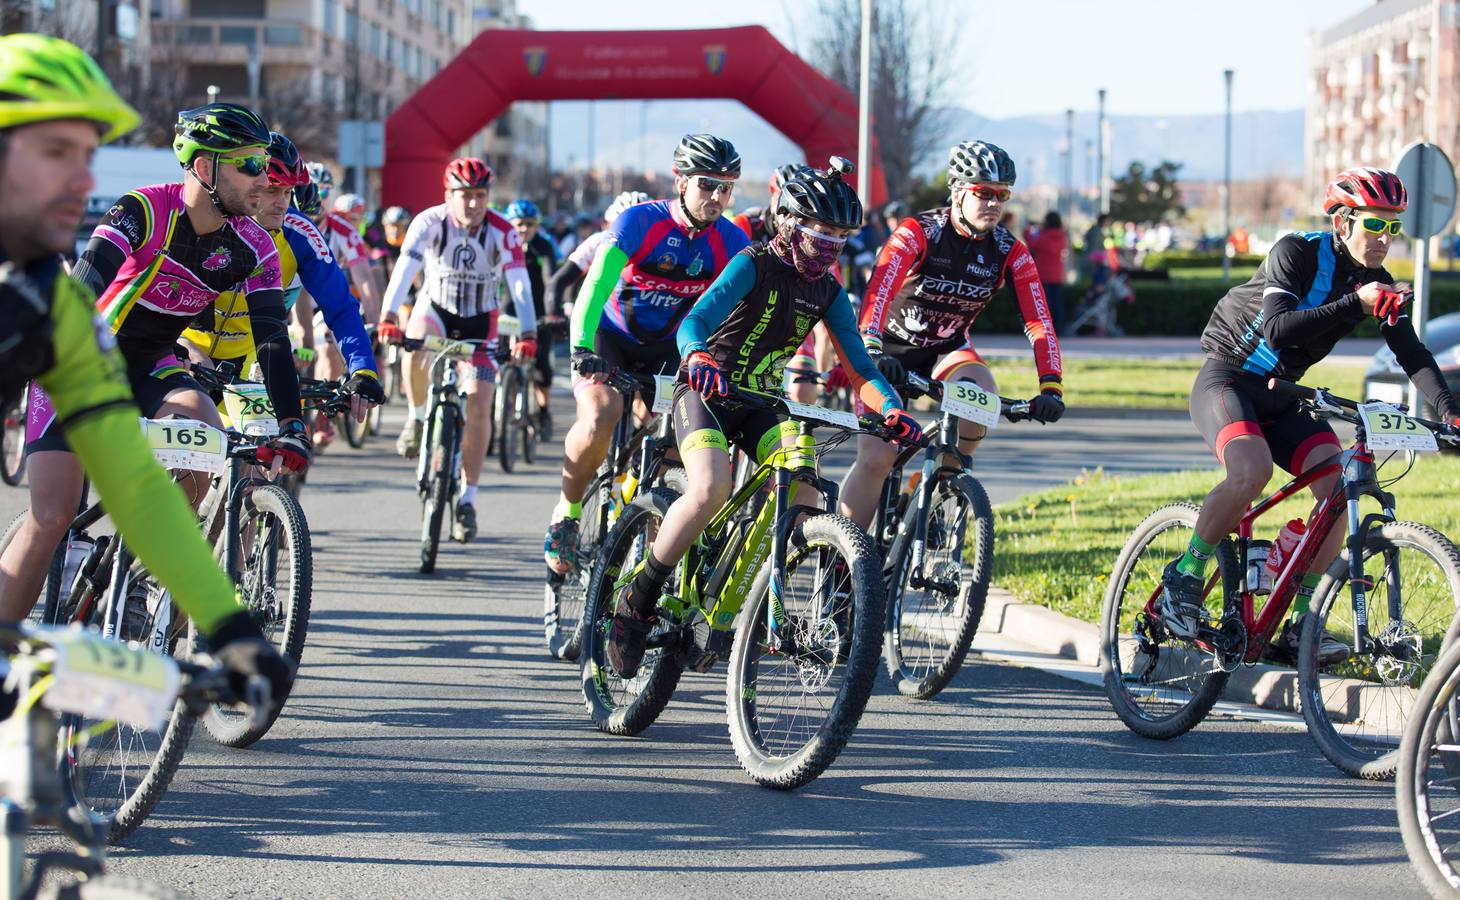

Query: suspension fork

[765,463,793,649]
[1341,451,1379,654]
[905,450,940,585]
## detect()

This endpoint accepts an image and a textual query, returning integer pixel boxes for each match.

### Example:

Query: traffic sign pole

[1393,141,1457,412]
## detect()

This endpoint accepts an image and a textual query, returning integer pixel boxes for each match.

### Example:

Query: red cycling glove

[1374,288,1410,326]
[687,351,727,399]
[883,408,923,444]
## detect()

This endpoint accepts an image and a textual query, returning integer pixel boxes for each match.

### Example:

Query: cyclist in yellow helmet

[0,34,292,715]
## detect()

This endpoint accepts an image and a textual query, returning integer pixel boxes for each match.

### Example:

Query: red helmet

[265,132,308,188]
[1324,167,1407,214]
[444,157,493,190]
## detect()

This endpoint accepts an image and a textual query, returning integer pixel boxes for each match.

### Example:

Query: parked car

[1362,311,1460,418]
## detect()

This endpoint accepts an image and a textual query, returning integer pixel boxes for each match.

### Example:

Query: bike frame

[1141,421,1394,663]
[416,347,467,499]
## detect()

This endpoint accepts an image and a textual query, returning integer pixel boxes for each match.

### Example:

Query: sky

[528,0,1376,118]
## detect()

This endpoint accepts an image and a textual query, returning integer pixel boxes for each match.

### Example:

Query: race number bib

[140,418,227,473]
[497,314,521,337]
[222,382,279,437]
[940,381,1000,428]
[43,627,181,729]
[652,375,676,415]
[782,400,860,430]
[422,334,478,361]
[1359,401,1438,452]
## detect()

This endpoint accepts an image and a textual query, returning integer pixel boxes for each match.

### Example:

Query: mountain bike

[2,385,26,487]
[872,372,1030,699]
[1101,380,1460,779]
[1,622,267,900]
[397,335,486,574]
[490,315,538,473]
[1397,639,1460,898]
[544,370,683,661]
[579,385,915,790]
[340,324,383,449]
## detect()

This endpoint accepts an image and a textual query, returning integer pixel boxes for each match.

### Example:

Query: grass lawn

[992,453,1460,623]
[981,357,1369,410]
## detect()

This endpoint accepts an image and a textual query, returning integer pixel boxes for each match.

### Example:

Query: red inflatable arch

[382,26,886,214]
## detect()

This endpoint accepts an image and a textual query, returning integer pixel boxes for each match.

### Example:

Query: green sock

[553,495,583,522]
[1175,534,1217,578]
[1293,571,1322,617]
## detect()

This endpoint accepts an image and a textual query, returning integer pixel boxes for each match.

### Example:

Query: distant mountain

[548,100,1304,199]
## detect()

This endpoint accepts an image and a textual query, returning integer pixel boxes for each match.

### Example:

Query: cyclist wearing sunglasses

[1163,166,1460,661]
[0,38,293,713]
[543,133,750,576]
[840,139,1064,528]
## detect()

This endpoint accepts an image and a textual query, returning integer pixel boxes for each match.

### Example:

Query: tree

[1110,160,1186,224]
[805,0,953,205]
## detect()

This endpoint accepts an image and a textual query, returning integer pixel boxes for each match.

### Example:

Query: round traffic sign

[1393,141,1457,239]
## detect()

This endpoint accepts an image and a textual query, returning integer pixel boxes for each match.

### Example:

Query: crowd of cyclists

[3,30,1460,894]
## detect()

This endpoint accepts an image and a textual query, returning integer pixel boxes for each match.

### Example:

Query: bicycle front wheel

[883,473,993,699]
[495,365,520,473]
[201,484,312,747]
[1300,521,1460,780]
[1398,641,1460,898]
[519,382,537,465]
[341,409,369,449]
[726,513,886,790]
[1099,502,1239,740]
[420,405,458,574]
[580,487,684,735]
[544,480,604,660]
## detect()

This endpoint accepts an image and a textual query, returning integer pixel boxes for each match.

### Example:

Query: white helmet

[604,191,651,226]
[332,192,365,214]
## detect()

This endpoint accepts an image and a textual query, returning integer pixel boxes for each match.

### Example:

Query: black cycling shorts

[27,353,201,456]
[532,328,555,388]
[573,330,679,392]
[1189,358,1341,472]
[672,381,794,462]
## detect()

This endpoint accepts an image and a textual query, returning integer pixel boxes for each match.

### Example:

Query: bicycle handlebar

[1267,377,1460,443]
[904,372,1033,423]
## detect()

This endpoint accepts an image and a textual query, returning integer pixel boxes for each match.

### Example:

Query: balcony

[152,18,344,67]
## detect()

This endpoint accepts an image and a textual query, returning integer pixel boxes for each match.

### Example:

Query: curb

[980,587,1390,721]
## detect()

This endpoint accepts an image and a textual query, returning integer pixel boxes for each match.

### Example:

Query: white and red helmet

[1324,167,1407,214]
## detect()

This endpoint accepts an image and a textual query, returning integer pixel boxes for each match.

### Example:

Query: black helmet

[769,163,804,194]
[948,140,1016,187]
[776,156,864,230]
[293,181,322,217]
[673,133,741,178]
[173,102,270,166]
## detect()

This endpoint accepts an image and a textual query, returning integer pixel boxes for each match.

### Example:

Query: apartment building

[5,0,549,204]
[1307,0,1460,205]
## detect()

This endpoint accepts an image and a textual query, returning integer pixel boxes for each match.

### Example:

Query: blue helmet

[504,199,540,222]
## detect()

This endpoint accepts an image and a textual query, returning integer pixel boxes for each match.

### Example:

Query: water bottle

[1245,540,1272,594]
[1264,519,1307,586]
[59,535,95,598]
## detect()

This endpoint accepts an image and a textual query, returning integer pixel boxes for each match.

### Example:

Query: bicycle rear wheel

[1299,521,1460,780]
[495,365,520,473]
[726,513,886,790]
[519,382,537,466]
[883,473,992,699]
[419,405,457,574]
[341,409,369,449]
[60,564,195,844]
[1099,502,1239,739]
[580,487,684,735]
[2,393,25,486]
[201,484,312,747]
[1397,641,1460,898]
[545,481,604,660]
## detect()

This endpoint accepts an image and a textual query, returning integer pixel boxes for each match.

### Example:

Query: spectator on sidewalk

[1084,213,1111,287]
[1025,211,1068,335]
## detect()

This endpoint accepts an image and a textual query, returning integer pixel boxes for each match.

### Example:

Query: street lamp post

[1222,68,1234,281]
[1062,108,1074,219]
[857,0,872,205]
[1095,89,1106,213]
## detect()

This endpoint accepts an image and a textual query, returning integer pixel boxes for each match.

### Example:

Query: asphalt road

[5,398,1423,899]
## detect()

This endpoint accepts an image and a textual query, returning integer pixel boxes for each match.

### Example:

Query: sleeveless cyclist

[673,244,900,460]
[571,199,750,352]
[860,210,1062,393]
[15,254,240,632]
[1191,229,1459,467]
[184,209,374,376]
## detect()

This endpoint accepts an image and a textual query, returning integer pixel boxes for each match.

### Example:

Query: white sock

[459,484,478,506]
[410,404,426,422]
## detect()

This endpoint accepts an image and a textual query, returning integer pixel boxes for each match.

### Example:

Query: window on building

[446,8,454,37]
[323,0,337,35]
[369,22,381,57]
[345,9,358,44]
[191,0,264,16]
[386,32,395,64]
[321,73,338,104]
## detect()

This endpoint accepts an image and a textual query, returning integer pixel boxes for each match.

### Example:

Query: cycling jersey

[321,212,369,269]
[15,253,240,633]
[572,200,750,351]
[520,231,558,319]
[72,183,301,421]
[732,207,771,244]
[383,204,534,327]
[1200,230,1457,415]
[679,243,899,413]
[861,209,1062,394]
[183,209,375,375]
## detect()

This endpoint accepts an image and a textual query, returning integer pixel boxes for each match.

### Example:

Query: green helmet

[172,102,270,166]
[0,34,140,143]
